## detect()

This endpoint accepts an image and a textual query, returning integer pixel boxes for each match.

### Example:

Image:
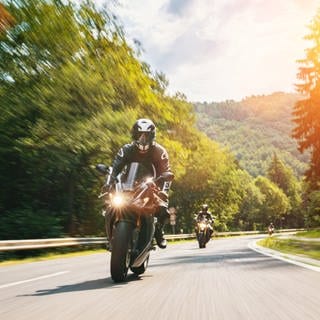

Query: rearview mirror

[96,164,112,175]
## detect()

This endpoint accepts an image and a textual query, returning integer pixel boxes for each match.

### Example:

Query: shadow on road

[151,247,291,270]
[20,273,146,296]
[19,242,292,297]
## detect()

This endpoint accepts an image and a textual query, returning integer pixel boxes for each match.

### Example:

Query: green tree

[293,9,320,190]
[267,153,292,193]
[195,92,307,178]
[238,180,264,230]
[305,190,320,227]
[254,176,290,228]
[0,3,15,32]
[267,154,303,226]
[0,0,271,240]
[0,0,156,237]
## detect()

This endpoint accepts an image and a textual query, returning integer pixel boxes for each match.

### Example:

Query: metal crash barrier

[0,229,304,251]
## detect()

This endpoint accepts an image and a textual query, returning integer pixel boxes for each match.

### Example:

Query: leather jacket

[196,211,213,223]
[112,142,172,193]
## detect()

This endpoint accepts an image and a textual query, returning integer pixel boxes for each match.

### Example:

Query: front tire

[198,232,205,248]
[110,221,133,282]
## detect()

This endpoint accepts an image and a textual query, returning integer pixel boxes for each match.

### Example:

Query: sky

[107,0,320,102]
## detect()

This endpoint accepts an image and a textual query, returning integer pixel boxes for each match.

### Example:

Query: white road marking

[248,240,320,272]
[0,271,70,289]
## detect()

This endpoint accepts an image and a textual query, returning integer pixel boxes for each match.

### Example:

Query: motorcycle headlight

[110,194,125,208]
[199,223,206,230]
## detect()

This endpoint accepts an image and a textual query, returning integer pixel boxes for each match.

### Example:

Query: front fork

[104,208,145,248]
[105,208,156,257]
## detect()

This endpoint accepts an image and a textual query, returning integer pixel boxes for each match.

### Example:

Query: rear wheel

[110,221,133,282]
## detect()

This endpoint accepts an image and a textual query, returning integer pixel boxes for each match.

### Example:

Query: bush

[0,208,63,240]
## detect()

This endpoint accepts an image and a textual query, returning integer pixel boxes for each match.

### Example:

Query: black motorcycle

[96,162,173,282]
[268,226,274,236]
[195,217,212,249]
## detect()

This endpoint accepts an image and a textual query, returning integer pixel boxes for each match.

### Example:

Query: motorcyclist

[268,222,275,235]
[194,204,214,238]
[110,118,173,249]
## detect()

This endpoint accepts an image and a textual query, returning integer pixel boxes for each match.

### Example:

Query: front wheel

[198,232,205,248]
[110,221,133,282]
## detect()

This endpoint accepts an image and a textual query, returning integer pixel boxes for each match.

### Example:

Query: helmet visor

[136,132,152,152]
[137,133,149,145]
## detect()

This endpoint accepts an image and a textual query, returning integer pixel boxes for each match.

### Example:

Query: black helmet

[131,118,156,153]
[201,204,208,211]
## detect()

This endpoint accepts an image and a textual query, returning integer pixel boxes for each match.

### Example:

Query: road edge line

[248,240,320,273]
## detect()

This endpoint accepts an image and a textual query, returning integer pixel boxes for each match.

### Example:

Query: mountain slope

[194,92,309,177]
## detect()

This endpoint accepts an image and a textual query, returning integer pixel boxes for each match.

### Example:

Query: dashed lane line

[0,271,70,289]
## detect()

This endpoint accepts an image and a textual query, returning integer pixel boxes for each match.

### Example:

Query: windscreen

[120,162,155,191]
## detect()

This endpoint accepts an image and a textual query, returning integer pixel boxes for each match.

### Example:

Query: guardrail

[0,237,106,251]
[0,229,304,251]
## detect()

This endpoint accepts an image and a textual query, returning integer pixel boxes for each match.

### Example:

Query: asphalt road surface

[1,235,319,320]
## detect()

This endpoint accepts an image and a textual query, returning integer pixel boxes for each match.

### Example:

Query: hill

[194,92,309,177]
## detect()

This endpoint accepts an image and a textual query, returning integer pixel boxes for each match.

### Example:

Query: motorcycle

[268,226,274,236]
[195,217,212,249]
[96,162,173,282]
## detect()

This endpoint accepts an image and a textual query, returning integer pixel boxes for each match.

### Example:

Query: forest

[194,92,309,177]
[0,1,319,242]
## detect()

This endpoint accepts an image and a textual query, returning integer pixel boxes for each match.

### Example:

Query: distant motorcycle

[268,226,274,236]
[96,162,173,282]
[195,217,212,248]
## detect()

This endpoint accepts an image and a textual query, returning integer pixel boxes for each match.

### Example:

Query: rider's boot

[154,207,169,249]
[155,222,167,249]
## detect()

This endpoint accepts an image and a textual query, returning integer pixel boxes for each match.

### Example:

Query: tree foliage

[304,191,320,227]
[0,1,310,240]
[267,154,303,226]
[254,176,290,226]
[293,9,320,190]
[195,92,308,177]
[0,0,250,238]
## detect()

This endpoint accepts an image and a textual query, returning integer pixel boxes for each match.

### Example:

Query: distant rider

[194,204,214,238]
[268,222,274,235]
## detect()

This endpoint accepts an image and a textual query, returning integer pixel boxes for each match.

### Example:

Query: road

[0,235,319,320]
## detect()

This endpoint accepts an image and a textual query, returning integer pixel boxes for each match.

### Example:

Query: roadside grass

[295,229,320,238]
[258,237,320,260]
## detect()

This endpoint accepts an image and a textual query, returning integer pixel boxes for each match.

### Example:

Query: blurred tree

[195,92,307,178]
[0,0,278,239]
[267,154,303,226]
[267,153,292,193]
[0,3,15,32]
[304,190,320,227]
[293,9,320,190]
[238,181,264,230]
[210,168,249,231]
[0,0,144,237]
[254,176,290,228]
